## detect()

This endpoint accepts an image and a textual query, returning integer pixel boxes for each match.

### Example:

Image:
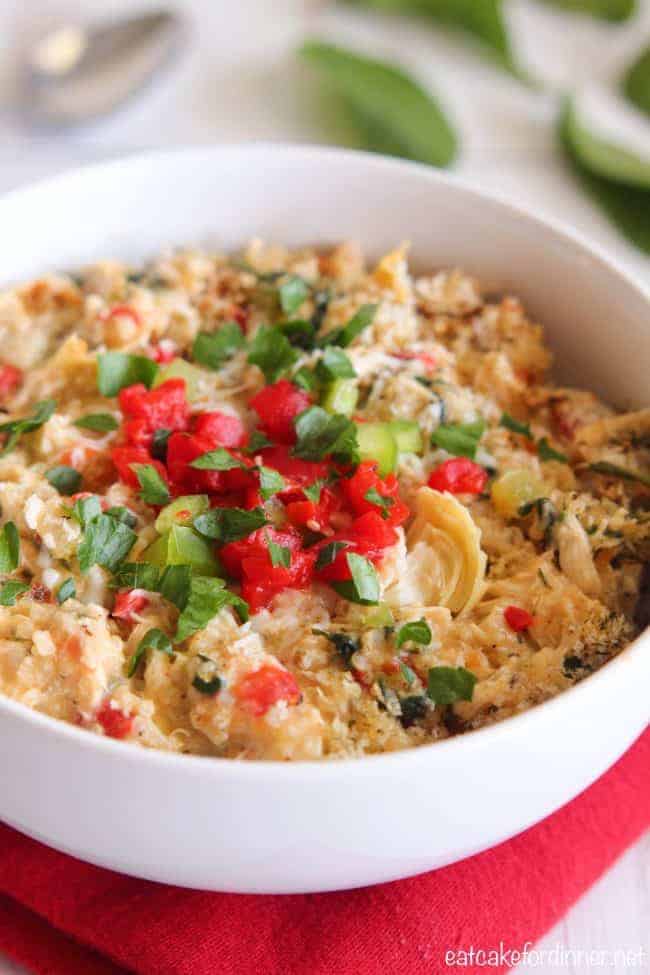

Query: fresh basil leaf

[0,399,56,456]
[175,576,245,642]
[363,487,394,519]
[70,495,102,528]
[589,460,650,488]
[0,522,20,573]
[247,325,299,383]
[127,627,173,678]
[431,419,485,458]
[97,352,158,397]
[340,0,521,77]
[192,657,222,695]
[299,41,458,165]
[113,562,160,591]
[267,535,291,568]
[151,428,171,462]
[0,580,29,606]
[258,466,286,500]
[537,438,568,463]
[303,478,325,503]
[427,665,477,706]
[318,303,378,348]
[278,276,310,316]
[623,44,650,117]
[190,448,247,471]
[131,464,171,505]
[245,430,274,453]
[193,507,268,544]
[396,618,432,648]
[292,366,320,393]
[315,347,357,381]
[78,515,136,574]
[56,577,76,604]
[74,413,119,432]
[332,552,380,604]
[192,322,246,370]
[315,540,349,571]
[559,97,650,253]
[500,412,532,439]
[293,406,359,463]
[158,564,192,610]
[312,627,360,668]
[45,465,82,496]
[540,0,635,21]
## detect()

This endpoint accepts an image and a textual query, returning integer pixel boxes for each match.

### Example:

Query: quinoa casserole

[0,241,647,761]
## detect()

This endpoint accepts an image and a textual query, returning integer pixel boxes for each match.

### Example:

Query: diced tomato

[101,304,142,327]
[112,589,150,622]
[220,526,303,579]
[192,410,247,449]
[221,526,314,611]
[123,417,153,449]
[250,380,311,444]
[166,432,223,494]
[0,364,22,401]
[150,340,177,363]
[504,605,534,632]
[341,460,409,527]
[314,511,398,582]
[111,445,167,489]
[428,458,488,495]
[285,486,340,532]
[234,665,301,717]
[118,379,189,434]
[96,700,134,739]
[392,351,437,372]
[258,445,329,489]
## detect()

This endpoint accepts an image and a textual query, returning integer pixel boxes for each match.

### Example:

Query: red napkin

[1,728,648,975]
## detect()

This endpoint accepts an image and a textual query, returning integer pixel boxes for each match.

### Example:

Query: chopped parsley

[315,540,349,571]
[267,534,291,568]
[157,564,192,609]
[318,303,378,348]
[303,478,325,503]
[151,428,171,462]
[500,412,532,439]
[363,487,394,519]
[56,578,76,604]
[258,466,286,500]
[280,319,317,350]
[245,430,274,454]
[293,406,359,464]
[431,419,485,459]
[537,438,568,463]
[74,413,119,432]
[45,465,82,496]
[292,366,320,393]
[331,553,380,605]
[97,352,158,397]
[0,399,56,456]
[247,325,299,383]
[127,627,173,678]
[315,347,356,382]
[77,510,137,574]
[175,576,248,642]
[193,506,268,544]
[0,580,29,606]
[427,666,477,706]
[112,562,160,591]
[396,618,432,649]
[192,322,246,370]
[0,522,20,573]
[278,275,310,316]
[189,448,247,471]
[312,628,359,668]
[131,464,171,506]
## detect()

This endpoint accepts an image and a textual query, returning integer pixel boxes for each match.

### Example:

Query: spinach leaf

[559,97,650,253]
[97,353,158,397]
[299,41,458,166]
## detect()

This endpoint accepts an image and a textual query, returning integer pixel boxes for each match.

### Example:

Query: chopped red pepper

[192,411,247,449]
[341,460,409,527]
[150,340,177,363]
[112,589,150,622]
[220,526,315,611]
[428,458,488,495]
[250,380,311,444]
[234,665,301,716]
[285,486,340,532]
[314,511,398,582]
[119,379,189,435]
[96,700,134,739]
[111,445,168,489]
[258,445,329,490]
[0,364,22,401]
[504,605,534,632]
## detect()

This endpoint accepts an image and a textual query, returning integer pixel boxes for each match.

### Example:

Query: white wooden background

[0,0,648,970]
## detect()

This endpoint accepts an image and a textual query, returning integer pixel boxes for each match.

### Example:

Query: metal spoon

[20,9,187,127]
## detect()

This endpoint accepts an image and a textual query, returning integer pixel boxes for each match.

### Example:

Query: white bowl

[0,145,648,894]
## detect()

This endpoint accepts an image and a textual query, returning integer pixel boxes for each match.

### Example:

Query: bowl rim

[0,140,648,778]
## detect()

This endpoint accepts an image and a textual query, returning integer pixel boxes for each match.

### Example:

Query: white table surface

[0,0,648,971]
